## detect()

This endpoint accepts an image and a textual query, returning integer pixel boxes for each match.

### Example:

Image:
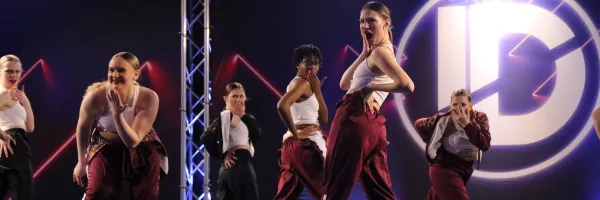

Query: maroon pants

[85,142,162,200]
[426,151,474,200]
[274,136,326,200]
[324,93,395,200]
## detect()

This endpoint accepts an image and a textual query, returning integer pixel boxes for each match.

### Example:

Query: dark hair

[224,82,245,96]
[292,44,323,71]
[362,1,393,43]
[451,89,472,102]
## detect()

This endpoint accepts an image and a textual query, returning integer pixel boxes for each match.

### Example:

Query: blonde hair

[0,55,22,68]
[84,52,141,97]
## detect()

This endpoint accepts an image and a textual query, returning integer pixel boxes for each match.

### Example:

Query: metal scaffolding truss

[181,0,211,199]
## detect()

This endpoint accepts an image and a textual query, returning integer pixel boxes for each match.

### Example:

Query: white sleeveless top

[0,103,26,131]
[347,44,395,106]
[227,120,250,147]
[281,77,327,157]
[287,77,319,125]
[96,84,140,132]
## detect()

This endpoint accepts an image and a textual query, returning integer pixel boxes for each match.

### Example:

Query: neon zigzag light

[530,29,600,97]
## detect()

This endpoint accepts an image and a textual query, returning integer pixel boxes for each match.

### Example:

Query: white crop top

[287,78,319,125]
[227,120,250,147]
[97,84,140,132]
[347,44,395,106]
[0,103,27,131]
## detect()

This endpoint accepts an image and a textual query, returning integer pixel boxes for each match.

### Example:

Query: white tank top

[281,78,327,157]
[227,120,250,147]
[287,77,319,125]
[96,84,140,132]
[0,103,26,131]
[347,44,395,106]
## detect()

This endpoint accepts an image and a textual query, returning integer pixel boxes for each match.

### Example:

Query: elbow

[25,124,34,133]
[319,117,328,125]
[481,144,491,152]
[276,101,288,112]
[340,82,349,90]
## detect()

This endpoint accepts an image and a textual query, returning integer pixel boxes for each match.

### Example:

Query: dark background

[2,0,600,199]
[1,1,181,199]
[208,0,600,200]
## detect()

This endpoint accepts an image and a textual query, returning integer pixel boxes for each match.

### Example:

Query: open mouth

[8,80,16,84]
[365,31,373,40]
[110,79,122,84]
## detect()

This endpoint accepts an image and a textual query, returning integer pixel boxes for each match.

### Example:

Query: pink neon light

[232,54,284,98]
[581,29,600,48]
[530,28,600,97]
[140,61,151,71]
[33,133,76,179]
[508,0,564,56]
[531,71,556,97]
[15,59,44,86]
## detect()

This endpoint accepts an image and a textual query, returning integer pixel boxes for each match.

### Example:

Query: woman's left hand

[108,88,127,116]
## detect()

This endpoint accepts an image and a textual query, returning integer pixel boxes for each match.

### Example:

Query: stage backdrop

[0,1,181,199]
[210,0,600,199]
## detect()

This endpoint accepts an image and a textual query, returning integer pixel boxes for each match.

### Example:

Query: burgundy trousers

[274,136,326,200]
[85,142,162,200]
[323,93,395,200]
[425,151,474,200]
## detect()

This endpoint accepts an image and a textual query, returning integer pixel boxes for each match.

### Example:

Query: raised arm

[241,114,262,143]
[340,54,367,90]
[277,79,310,135]
[414,116,438,143]
[463,111,491,151]
[368,47,415,93]
[307,74,328,124]
[114,89,159,148]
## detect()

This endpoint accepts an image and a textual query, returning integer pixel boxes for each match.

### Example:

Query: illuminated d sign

[438,3,584,145]
[395,0,600,179]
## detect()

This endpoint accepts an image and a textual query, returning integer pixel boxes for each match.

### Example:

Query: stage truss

[181,0,211,199]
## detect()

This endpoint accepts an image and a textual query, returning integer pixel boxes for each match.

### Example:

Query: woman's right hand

[230,101,246,118]
[361,31,372,57]
[73,162,87,188]
[0,133,15,158]
[296,127,317,139]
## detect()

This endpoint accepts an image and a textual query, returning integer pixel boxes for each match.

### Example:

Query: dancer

[0,55,35,199]
[273,44,328,200]
[200,82,261,200]
[414,89,491,200]
[324,1,415,199]
[72,52,168,200]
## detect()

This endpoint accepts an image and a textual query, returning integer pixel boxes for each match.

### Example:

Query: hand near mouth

[9,85,25,103]
[361,31,373,57]
[107,88,127,116]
